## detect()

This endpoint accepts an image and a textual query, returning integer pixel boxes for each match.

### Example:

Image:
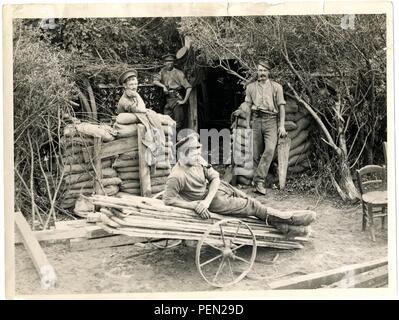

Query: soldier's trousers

[164,97,186,131]
[208,181,269,221]
[252,115,279,184]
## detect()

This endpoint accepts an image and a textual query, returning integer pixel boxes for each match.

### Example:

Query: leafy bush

[14,20,76,226]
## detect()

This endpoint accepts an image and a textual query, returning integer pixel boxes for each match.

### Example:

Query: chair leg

[362,209,367,231]
[368,204,376,241]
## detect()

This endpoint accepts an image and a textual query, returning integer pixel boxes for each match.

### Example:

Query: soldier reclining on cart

[163,133,316,237]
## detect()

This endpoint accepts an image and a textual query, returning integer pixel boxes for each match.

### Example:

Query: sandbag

[150,169,171,178]
[60,198,76,209]
[120,181,141,189]
[114,123,171,138]
[64,185,119,198]
[233,151,253,166]
[113,123,138,138]
[235,161,255,171]
[113,157,140,168]
[289,141,311,158]
[116,112,175,126]
[232,134,251,148]
[237,118,250,128]
[151,177,168,186]
[118,151,140,161]
[148,111,175,126]
[285,121,297,131]
[119,188,141,195]
[234,167,254,177]
[63,124,91,138]
[74,196,95,213]
[237,175,252,186]
[232,128,252,140]
[289,130,309,150]
[288,152,310,167]
[116,113,140,125]
[60,135,94,148]
[151,185,165,194]
[64,177,122,190]
[287,117,311,139]
[285,98,299,114]
[62,154,86,165]
[64,168,118,184]
[116,166,140,173]
[63,146,84,157]
[73,122,117,142]
[234,141,252,154]
[119,171,140,180]
[121,184,165,195]
[286,111,306,122]
[63,159,111,174]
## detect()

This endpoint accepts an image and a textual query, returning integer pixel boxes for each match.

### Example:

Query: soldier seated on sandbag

[117,69,147,114]
[162,133,316,237]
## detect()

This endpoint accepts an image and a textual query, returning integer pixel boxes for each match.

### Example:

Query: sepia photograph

[3,1,395,299]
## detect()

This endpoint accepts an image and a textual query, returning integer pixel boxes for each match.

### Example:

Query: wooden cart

[89,194,308,288]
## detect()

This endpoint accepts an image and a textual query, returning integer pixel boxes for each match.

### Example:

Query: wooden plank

[326,265,388,288]
[55,219,87,230]
[188,87,198,132]
[14,212,57,289]
[14,227,87,245]
[69,235,147,252]
[85,225,112,238]
[269,258,388,289]
[82,137,138,162]
[278,136,291,190]
[137,124,152,197]
[15,222,114,244]
[93,138,104,211]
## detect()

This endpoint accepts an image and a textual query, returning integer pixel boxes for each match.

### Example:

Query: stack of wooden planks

[87,194,309,250]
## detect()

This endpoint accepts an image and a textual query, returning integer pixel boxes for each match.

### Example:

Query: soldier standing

[236,60,287,195]
[153,53,192,131]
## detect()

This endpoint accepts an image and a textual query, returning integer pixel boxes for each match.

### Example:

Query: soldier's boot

[254,181,267,195]
[267,208,316,226]
[273,223,312,237]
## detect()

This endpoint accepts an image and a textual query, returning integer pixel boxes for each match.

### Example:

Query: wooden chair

[356,165,387,241]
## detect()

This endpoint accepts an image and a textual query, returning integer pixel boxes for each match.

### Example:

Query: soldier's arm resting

[201,176,220,208]
[278,104,287,138]
[179,87,192,104]
[153,80,168,92]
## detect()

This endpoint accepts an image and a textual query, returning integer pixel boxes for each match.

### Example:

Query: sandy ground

[14,188,388,296]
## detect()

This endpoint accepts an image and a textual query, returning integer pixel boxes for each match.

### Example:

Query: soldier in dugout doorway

[233,60,287,195]
[153,53,192,132]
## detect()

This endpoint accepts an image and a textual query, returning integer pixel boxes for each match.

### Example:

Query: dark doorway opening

[198,60,245,130]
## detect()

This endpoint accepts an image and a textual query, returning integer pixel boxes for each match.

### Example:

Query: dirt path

[14,189,388,295]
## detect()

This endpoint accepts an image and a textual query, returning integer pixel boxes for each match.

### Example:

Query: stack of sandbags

[285,98,313,174]
[60,126,121,209]
[112,112,175,196]
[231,98,314,185]
[231,102,254,186]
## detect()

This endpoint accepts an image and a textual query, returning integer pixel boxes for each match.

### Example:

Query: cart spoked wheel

[150,239,182,249]
[196,218,257,287]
